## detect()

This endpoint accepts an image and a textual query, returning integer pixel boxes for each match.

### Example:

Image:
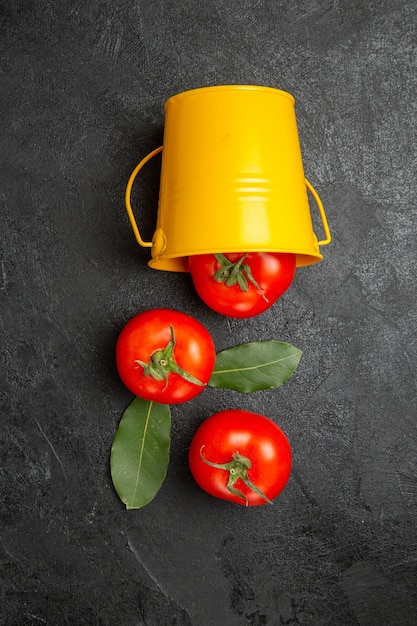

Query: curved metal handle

[125,146,163,248]
[305,179,331,246]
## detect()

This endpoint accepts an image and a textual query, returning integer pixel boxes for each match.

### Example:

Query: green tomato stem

[135,326,205,390]
[199,446,272,506]
[213,254,269,302]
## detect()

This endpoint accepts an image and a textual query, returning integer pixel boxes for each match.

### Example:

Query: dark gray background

[1,1,416,625]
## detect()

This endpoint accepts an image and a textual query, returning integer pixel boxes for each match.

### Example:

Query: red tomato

[188,409,292,506]
[188,252,296,318]
[116,308,216,404]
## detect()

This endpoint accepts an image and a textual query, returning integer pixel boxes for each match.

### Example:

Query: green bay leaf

[209,340,302,393]
[110,397,171,510]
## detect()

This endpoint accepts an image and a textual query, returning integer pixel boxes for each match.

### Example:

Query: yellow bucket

[126,85,331,272]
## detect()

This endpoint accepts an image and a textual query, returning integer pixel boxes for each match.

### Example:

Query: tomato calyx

[213,254,269,302]
[134,326,205,390]
[199,445,272,506]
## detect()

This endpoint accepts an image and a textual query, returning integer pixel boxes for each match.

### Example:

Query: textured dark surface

[1,1,417,625]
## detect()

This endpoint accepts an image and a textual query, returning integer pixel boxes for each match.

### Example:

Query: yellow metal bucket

[126,85,331,272]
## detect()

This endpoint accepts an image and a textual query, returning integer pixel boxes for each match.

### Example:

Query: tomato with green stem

[116,308,216,404]
[188,409,292,506]
[188,252,296,318]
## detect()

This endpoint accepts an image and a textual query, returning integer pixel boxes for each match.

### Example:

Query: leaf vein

[213,354,296,375]
[130,401,153,504]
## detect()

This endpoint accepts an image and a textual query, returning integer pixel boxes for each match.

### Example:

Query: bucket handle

[125,146,163,248]
[125,146,331,249]
[305,179,331,246]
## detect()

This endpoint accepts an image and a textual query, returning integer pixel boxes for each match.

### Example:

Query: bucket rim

[149,247,323,272]
[164,85,295,108]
